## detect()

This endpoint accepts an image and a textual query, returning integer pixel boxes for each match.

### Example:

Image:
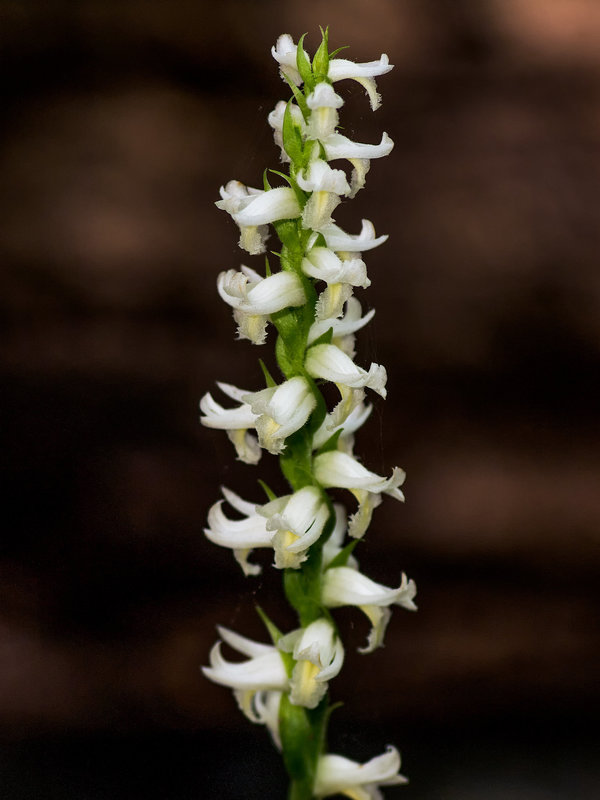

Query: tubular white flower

[314,746,407,799]
[244,376,316,455]
[328,53,394,111]
[279,619,345,709]
[204,487,273,576]
[314,450,405,539]
[321,219,388,254]
[217,267,306,345]
[216,181,301,254]
[271,33,308,86]
[309,296,376,356]
[323,132,394,162]
[202,626,289,694]
[258,485,330,569]
[305,343,387,398]
[302,247,369,289]
[306,82,344,140]
[322,567,417,653]
[199,382,261,465]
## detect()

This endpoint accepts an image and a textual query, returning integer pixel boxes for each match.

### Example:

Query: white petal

[202,642,288,691]
[321,219,388,253]
[307,82,345,109]
[314,747,407,798]
[323,132,394,161]
[271,33,306,85]
[302,248,369,288]
[328,54,393,81]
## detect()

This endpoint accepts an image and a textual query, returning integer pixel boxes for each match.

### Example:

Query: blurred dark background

[1,1,599,798]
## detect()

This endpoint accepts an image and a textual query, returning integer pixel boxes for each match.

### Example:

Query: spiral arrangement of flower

[200,29,416,800]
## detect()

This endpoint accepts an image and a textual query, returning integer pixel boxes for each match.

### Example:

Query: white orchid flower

[305,343,387,398]
[216,180,301,254]
[202,627,289,707]
[314,450,405,539]
[309,296,376,358]
[279,619,345,709]
[204,487,273,576]
[258,485,330,569]
[297,159,351,231]
[306,82,344,140]
[302,247,369,289]
[244,376,316,454]
[321,219,388,254]
[271,33,308,86]
[268,100,306,162]
[199,382,261,465]
[314,746,407,799]
[323,132,394,162]
[328,52,393,111]
[322,567,417,653]
[217,267,306,345]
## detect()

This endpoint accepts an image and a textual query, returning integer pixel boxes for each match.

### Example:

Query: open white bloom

[302,247,369,289]
[199,382,260,465]
[328,52,394,111]
[314,746,407,799]
[306,343,387,398]
[279,619,344,709]
[258,485,330,569]
[322,567,417,653]
[309,296,375,357]
[216,180,301,254]
[306,81,344,140]
[271,33,308,85]
[217,266,306,344]
[314,450,405,538]
[244,376,316,454]
[321,219,388,254]
[204,487,272,576]
[323,131,394,162]
[297,159,351,231]
[202,626,289,701]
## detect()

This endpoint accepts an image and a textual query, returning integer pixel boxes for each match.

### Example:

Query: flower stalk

[201,28,415,799]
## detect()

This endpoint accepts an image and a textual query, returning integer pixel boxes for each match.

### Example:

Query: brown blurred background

[1,1,599,798]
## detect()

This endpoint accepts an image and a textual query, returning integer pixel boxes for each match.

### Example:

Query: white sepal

[328,53,393,111]
[199,382,261,464]
[244,376,316,455]
[308,296,375,350]
[306,82,344,140]
[297,159,350,196]
[279,619,345,709]
[321,219,388,254]
[314,746,407,799]
[234,689,283,750]
[204,487,273,576]
[202,626,288,693]
[323,132,394,161]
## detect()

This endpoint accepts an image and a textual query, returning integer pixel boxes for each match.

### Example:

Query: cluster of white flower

[201,30,415,799]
